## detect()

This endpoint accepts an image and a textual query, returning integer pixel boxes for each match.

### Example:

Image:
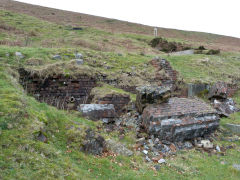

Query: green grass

[1,6,240,180]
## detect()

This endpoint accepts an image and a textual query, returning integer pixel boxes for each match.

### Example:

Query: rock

[37,132,48,143]
[78,104,116,122]
[76,59,84,65]
[200,140,213,149]
[142,97,219,142]
[146,156,151,162]
[233,164,240,171]
[136,85,171,113]
[208,82,228,100]
[15,52,24,59]
[225,123,240,135]
[75,53,83,59]
[158,159,166,164]
[213,98,239,117]
[183,141,193,149]
[52,54,61,60]
[216,145,221,152]
[106,139,133,156]
[82,129,106,155]
[154,165,161,171]
[143,150,148,155]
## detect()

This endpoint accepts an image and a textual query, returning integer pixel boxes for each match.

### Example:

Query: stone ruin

[18,57,239,147]
[208,82,239,117]
[141,97,219,141]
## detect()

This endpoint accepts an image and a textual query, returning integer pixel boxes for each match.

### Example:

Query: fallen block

[78,104,116,122]
[142,97,220,142]
[136,85,171,113]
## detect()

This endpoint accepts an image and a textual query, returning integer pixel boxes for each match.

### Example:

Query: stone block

[142,97,219,142]
[78,104,116,121]
[136,86,171,113]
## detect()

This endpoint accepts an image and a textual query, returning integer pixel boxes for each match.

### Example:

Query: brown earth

[1,0,240,51]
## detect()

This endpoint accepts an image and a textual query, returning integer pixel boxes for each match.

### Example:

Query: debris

[216,145,221,152]
[136,85,171,113]
[78,104,116,122]
[200,140,213,149]
[143,150,148,155]
[106,139,133,156]
[158,159,166,164]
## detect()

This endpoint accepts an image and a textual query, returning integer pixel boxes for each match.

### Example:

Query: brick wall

[19,68,97,110]
[95,94,130,115]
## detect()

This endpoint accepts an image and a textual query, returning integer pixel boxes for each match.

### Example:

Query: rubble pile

[209,82,239,117]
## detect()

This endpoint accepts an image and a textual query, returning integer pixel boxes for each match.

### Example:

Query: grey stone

[145,156,151,162]
[233,164,240,171]
[75,53,83,59]
[143,150,148,155]
[200,140,213,149]
[83,129,106,155]
[158,159,166,164]
[78,104,116,121]
[213,98,239,117]
[170,49,194,56]
[106,139,133,156]
[225,123,240,134]
[142,98,219,142]
[154,165,161,171]
[76,59,84,65]
[183,141,193,149]
[136,85,171,113]
[52,55,61,60]
[216,145,221,152]
[15,52,24,59]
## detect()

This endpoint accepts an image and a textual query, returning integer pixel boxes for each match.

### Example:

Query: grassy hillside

[0,1,240,180]
[1,0,240,52]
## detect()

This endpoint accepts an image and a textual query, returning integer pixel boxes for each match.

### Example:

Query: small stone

[154,165,161,171]
[216,145,221,152]
[52,55,61,60]
[15,52,24,59]
[201,140,213,149]
[183,141,193,149]
[233,164,240,171]
[158,159,166,164]
[143,150,148,155]
[146,156,151,162]
[106,139,133,156]
[76,59,84,65]
[75,53,83,59]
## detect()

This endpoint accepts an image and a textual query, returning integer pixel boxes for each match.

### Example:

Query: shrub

[207,49,220,55]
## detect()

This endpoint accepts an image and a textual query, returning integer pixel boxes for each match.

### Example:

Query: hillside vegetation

[0,1,240,180]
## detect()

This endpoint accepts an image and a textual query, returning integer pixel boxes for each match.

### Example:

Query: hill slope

[1,0,240,51]
[1,1,240,180]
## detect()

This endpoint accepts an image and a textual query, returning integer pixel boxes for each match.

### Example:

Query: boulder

[213,98,239,117]
[142,97,219,142]
[78,104,116,122]
[15,52,24,59]
[106,139,133,156]
[82,129,106,155]
[136,86,171,113]
[208,82,228,99]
